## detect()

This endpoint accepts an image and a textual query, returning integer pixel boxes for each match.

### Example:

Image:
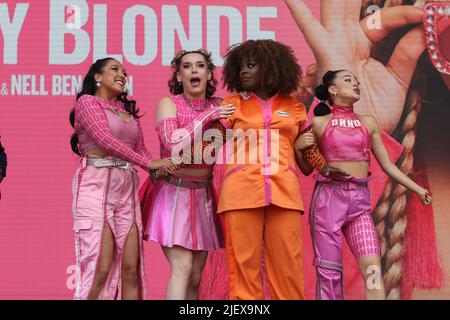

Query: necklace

[183,94,208,112]
[102,99,130,117]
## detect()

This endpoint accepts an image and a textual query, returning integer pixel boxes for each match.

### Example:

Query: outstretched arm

[320,0,362,29]
[368,116,432,204]
[155,97,235,154]
[284,0,333,62]
[75,95,153,170]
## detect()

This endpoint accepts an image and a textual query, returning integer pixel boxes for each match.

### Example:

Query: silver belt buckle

[115,159,131,169]
[121,162,131,169]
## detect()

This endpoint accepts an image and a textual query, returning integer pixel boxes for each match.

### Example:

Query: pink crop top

[74,94,152,169]
[319,105,371,162]
[155,94,222,169]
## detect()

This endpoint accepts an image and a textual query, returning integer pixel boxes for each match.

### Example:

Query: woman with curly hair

[141,49,235,300]
[69,57,176,300]
[217,39,315,300]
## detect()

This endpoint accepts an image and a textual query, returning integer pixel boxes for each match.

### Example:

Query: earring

[96,81,102,88]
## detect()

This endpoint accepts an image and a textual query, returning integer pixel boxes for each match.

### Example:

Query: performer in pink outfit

[69,57,176,300]
[297,70,432,300]
[141,49,234,300]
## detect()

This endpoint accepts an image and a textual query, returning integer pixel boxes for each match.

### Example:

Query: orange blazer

[217,92,308,214]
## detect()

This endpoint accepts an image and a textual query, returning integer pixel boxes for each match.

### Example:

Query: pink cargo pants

[309,173,381,300]
[72,159,148,300]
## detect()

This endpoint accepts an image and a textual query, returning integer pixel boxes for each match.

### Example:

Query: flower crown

[170,48,213,71]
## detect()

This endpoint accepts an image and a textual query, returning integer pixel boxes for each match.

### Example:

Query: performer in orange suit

[217,39,313,300]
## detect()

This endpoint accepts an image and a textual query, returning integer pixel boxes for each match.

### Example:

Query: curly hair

[168,49,217,99]
[222,39,302,94]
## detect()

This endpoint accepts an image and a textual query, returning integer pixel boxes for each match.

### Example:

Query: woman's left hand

[295,131,316,151]
[418,188,432,205]
[155,167,170,179]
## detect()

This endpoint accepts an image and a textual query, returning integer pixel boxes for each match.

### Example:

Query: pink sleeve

[75,95,152,169]
[155,107,221,153]
[219,118,232,129]
[300,99,317,133]
[135,120,153,160]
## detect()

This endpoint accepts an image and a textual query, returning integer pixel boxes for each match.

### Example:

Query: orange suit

[218,92,308,300]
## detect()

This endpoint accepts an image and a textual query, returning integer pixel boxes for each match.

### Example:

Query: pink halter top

[319,105,371,162]
[78,100,139,153]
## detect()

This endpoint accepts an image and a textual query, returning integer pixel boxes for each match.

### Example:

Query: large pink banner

[0,0,449,299]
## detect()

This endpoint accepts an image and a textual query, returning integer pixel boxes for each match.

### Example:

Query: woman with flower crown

[141,49,235,300]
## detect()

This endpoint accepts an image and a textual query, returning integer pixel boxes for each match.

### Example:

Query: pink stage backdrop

[0,0,449,299]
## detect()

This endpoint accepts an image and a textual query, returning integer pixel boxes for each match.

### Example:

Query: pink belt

[85,157,132,170]
[314,173,373,190]
[151,172,211,189]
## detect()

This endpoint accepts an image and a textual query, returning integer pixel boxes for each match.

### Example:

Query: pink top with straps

[74,94,152,169]
[319,105,371,162]
[155,94,222,169]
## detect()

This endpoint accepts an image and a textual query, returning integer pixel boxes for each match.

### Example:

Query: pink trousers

[309,173,380,300]
[72,161,148,300]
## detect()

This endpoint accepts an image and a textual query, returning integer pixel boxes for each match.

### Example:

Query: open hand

[148,158,178,174]
[218,104,236,118]
[285,0,427,134]
[295,131,316,151]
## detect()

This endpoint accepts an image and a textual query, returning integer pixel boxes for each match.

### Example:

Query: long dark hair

[168,49,217,99]
[314,70,345,116]
[69,57,140,156]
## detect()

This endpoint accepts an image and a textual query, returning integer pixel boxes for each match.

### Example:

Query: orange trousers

[224,205,305,300]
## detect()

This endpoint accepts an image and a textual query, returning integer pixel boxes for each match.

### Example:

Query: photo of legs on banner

[69,58,176,300]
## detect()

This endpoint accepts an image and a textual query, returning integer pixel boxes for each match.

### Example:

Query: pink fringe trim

[401,158,445,299]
